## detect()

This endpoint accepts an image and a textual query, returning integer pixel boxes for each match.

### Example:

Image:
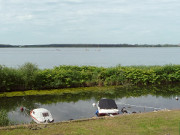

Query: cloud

[16,14,33,21]
[0,0,180,44]
[65,0,83,3]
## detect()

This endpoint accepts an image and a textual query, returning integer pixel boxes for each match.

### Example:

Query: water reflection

[1,84,180,124]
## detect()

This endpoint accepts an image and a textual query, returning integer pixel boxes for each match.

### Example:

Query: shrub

[1,63,180,91]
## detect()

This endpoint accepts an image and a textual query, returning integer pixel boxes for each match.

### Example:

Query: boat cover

[99,99,118,109]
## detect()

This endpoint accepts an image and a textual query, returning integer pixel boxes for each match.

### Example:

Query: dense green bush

[1,63,180,92]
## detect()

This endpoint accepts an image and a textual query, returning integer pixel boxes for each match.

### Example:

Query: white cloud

[65,0,83,3]
[16,14,33,21]
[0,0,180,44]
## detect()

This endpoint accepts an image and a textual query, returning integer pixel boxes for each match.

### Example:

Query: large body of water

[0,47,180,68]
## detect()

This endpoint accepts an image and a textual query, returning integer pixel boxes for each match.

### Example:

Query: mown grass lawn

[1,110,180,135]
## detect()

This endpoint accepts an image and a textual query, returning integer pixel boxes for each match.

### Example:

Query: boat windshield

[42,112,49,117]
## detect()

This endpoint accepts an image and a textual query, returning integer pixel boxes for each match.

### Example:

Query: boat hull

[30,108,54,124]
[96,108,119,116]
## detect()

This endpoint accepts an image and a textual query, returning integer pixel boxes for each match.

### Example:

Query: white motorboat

[95,98,119,116]
[30,108,54,124]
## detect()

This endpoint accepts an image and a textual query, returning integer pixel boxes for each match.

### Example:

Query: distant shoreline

[0,44,180,48]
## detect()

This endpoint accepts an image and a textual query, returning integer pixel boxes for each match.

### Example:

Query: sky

[0,0,180,45]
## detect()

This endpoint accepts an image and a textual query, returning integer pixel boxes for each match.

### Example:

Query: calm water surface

[7,95,180,124]
[0,47,180,68]
[1,85,180,124]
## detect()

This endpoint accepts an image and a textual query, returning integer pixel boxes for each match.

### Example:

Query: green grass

[0,110,180,135]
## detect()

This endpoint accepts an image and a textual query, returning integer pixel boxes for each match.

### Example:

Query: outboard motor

[47,119,54,123]
[121,107,128,113]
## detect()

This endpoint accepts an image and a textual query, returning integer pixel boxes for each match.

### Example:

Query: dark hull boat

[95,98,119,116]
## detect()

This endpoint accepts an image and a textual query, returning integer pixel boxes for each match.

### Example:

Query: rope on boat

[23,107,31,111]
[117,102,163,110]
[24,109,30,116]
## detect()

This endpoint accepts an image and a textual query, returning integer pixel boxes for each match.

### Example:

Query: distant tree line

[0,44,18,47]
[0,44,179,48]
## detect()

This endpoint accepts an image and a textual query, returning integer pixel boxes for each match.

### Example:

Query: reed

[0,109,10,126]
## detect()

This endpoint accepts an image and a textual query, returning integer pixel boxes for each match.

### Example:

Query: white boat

[30,108,54,124]
[95,99,119,116]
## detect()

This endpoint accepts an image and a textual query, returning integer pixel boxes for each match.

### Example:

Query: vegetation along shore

[1,63,180,92]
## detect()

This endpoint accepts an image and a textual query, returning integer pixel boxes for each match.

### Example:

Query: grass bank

[1,63,180,92]
[0,110,180,135]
